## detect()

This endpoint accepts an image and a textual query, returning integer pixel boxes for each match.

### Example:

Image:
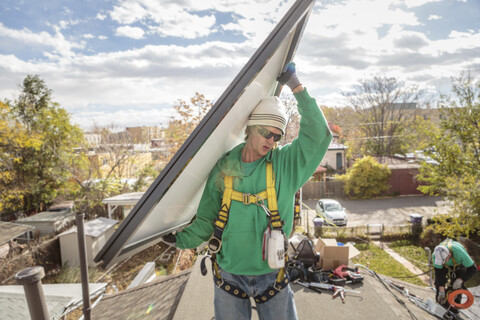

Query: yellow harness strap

[209,162,283,253]
[207,162,288,297]
[445,239,458,267]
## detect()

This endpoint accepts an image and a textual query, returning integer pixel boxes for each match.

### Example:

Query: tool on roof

[354,264,474,320]
[296,281,361,303]
[332,286,346,303]
[330,264,364,285]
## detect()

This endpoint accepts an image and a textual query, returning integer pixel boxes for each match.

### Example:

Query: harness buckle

[208,236,222,253]
[243,193,251,205]
[215,277,225,288]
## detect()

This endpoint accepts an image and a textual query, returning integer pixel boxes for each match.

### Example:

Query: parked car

[315,199,347,226]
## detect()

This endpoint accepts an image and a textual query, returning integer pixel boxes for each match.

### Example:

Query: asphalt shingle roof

[0,292,74,320]
[0,283,108,320]
[0,221,34,246]
[90,269,191,320]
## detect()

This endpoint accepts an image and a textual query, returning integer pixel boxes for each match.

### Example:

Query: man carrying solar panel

[163,62,332,320]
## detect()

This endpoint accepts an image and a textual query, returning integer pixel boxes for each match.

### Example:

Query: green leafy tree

[336,156,391,199]
[5,75,84,213]
[417,72,480,237]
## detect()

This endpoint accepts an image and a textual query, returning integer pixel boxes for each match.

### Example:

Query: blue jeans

[214,268,298,320]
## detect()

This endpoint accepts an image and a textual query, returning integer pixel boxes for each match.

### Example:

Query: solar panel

[95,0,315,268]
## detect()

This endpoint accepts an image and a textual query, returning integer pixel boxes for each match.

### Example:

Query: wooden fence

[301,180,345,200]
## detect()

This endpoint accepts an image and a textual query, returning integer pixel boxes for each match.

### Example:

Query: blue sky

[1,0,479,130]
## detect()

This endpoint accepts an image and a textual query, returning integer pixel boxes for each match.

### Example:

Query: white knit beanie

[246,96,287,134]
[434,245,450,265]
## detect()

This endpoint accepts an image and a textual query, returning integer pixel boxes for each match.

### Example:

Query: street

[302,196,450,226]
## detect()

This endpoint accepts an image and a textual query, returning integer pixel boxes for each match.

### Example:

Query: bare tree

[343,75,424,159]
[280,92,300,144]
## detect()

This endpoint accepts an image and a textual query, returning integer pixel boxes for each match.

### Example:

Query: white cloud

[402,0,442,8]
[0,0,479,130]
[109,0,217,39]
[428,14,442,20]
[115,25,145,39]
[0,22,83,58]
[96,13,107,20]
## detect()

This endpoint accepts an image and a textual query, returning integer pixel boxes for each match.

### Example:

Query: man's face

[246,126,283,158]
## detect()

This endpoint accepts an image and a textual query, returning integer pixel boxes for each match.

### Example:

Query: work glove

[277,62,301,91]
[452,278,463,290]
[437,291,446,305]
[162,233,176,247]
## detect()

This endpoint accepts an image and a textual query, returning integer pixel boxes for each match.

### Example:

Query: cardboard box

[314,238,360,270]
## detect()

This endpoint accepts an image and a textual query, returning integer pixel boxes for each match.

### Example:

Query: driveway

[302,196,450,226]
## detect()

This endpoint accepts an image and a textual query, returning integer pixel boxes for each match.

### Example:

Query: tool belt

[203,162,289,303]
[201,255,290,304]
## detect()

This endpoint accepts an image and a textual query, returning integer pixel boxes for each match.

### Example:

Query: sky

[0,0,479,131]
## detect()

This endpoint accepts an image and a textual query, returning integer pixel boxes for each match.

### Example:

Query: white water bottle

[267,229,286,269]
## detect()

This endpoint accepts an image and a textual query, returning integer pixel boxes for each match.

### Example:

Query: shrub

[336,156,391,199]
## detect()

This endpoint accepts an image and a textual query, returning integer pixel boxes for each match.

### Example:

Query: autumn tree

[70,123,160,218]
[164,92,212,159]
[343,75,424,158]
[417,72,480,237]
[0,102,44,215]
[2,75,84,214]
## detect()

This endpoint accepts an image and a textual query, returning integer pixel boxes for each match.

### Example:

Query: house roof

[59,217,118,238]
[48,201,74,212]
[0,292,74,320]
[102,192,144,206]
[173,255,440,320]
[375,156,421,169]
[90,269,191,320]
[0,221,34,246]
[328,141,348,150]
[462,285,480,319]
[0,282,107,320]
[16,210,75,223]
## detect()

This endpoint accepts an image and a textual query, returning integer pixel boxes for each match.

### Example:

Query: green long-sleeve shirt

[433,239,474,269]
[175,89,332,275]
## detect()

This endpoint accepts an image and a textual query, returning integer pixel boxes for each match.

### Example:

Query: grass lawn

[352,242,426,287]
[389,239,430,273]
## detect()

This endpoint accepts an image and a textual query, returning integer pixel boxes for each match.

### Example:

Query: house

[376,156,423,196]
[16,210,76,237]
[58,217,118,267]
[102,192,144,220]
[0,221,34,258]
[320,140,348,173]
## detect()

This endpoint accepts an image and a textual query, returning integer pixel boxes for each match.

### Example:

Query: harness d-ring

[447,289,474,309]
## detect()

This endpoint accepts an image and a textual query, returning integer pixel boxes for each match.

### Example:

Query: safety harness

[201,162,289,304]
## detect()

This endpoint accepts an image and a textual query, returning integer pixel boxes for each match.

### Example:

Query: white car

[315,199,347,226]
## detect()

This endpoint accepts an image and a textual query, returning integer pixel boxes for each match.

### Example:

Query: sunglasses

[256,126,283,142]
